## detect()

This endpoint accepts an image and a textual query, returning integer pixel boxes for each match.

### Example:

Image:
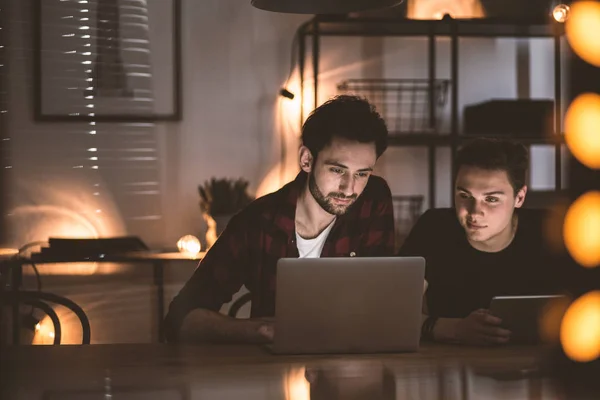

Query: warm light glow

[560,291,600,362]
[33,309,83,345]
[0,248,18,257]
[10,205,102,275]
[256,162,299,198]
[563,191,600,268]
[285,366,310,400]
[566,1,600,67]
[553,4,570,23]
[8,175,126,275]
[203,214,218,250]
[32,315,57,345]
[433,11,451,19]
[564,93,600,169]
[254,74,311,199]
[176,235,201,255]
[407,0,485,19]
[280,75,315,131]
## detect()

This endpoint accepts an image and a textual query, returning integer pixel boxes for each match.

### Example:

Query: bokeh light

[564,93,600,169]
[565,1,600,67]
[560,291,600,362]
[563,191,600,268]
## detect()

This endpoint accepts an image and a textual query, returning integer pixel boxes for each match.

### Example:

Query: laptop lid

[273,257,425,354]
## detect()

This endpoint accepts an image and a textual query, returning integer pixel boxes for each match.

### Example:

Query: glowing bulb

[48,331,55,339]
[177,235,201,255]
[563,191,600,268]
[566,1,600,67]
[560,291,600,362]
[35,323,41,331]
[564,93,600,169]
[553,4,570,23]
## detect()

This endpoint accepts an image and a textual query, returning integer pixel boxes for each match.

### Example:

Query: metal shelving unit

[296,16,566,209]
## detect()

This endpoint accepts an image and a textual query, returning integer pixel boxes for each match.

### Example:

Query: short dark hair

[455,138,529,194]
[301,95,388,159]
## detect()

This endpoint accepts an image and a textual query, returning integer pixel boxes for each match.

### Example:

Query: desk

[1,343,578,400]
[1,251,204,344]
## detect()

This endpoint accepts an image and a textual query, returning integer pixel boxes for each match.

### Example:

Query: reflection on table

[3,342,595,400]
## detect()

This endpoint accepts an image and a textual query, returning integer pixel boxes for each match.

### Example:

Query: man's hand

[256,318,275,342]
[179,309,276,344]
[455,309,511,345]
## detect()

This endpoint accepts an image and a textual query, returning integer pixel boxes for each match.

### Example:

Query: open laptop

[271,257,425,354]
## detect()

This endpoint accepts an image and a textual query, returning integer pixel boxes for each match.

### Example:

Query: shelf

[301,17,564,38]
[388,133,566,147]
[297,13,567,205]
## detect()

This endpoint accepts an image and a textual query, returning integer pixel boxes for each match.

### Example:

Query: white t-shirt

[296,219,336,258]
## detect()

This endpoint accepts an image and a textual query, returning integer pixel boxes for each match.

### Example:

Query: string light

[564,93,600,169]
[560,291,600,362]
[553,4,570,23]
[563,191,600,268]
[560,0,600,367]
[566,1,600,67]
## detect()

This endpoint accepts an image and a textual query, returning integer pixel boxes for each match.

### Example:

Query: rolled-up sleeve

[163,213,250,342]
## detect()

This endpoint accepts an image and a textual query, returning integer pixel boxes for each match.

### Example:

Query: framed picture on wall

[34,0,181,122]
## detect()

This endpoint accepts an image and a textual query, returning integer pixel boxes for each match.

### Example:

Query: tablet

[489,295,567,344]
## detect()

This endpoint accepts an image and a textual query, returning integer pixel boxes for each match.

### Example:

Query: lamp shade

[251,0,404,14]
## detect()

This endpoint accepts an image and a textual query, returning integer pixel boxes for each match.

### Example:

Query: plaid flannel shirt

[164,171,395,342]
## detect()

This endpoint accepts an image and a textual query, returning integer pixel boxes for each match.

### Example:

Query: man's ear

[514,185,528,208]
[299,146,314,173]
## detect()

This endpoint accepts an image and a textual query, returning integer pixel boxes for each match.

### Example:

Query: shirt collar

[272,171,307,235]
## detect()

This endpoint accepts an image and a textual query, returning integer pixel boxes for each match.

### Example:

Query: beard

[308,171,357,216]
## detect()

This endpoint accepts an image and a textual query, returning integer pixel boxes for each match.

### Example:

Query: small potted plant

[198,178,254,248]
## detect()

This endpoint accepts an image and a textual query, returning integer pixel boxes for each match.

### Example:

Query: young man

[399,138,562,346]
[164,95,395,344]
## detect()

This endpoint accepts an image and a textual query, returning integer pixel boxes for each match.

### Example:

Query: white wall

[159,1,308,248]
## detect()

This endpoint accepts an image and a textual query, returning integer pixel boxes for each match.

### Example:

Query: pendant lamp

[251,0,405,14]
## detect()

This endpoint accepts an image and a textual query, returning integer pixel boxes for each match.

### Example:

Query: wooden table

[1,343,573,400]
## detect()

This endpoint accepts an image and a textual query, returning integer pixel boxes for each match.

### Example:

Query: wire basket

[337,79,450,135]
[392,195,424,251]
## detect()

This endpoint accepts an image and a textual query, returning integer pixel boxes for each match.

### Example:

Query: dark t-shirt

[399,208,563,318]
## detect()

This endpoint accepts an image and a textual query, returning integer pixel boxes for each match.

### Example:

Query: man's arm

[402,212,511,345]
[178,308,273,344]
[420,281,510,345]
[429,312,511,345]
[164,213,273,344]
